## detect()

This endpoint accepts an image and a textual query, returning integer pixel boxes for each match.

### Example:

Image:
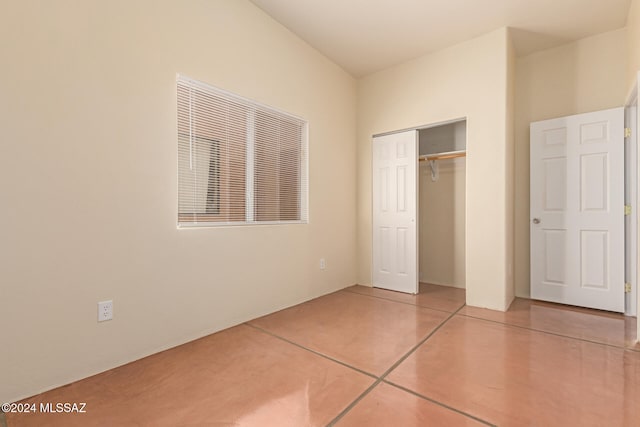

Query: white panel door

[372,130,418,294]
[530,108,625,312]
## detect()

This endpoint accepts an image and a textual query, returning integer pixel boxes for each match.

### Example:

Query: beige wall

[419,159,466,288]
[0,0,357,403]
[514,29,628,297]
[628,0,640,89]
[357,28,514,310]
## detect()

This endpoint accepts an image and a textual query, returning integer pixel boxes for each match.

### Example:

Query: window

[177,75,308,227]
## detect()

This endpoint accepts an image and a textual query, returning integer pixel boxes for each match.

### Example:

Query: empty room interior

[3,0,640,425]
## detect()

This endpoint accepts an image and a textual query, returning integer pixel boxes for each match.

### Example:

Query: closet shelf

[419,150,466,162]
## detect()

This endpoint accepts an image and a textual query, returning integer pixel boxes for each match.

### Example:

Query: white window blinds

[177,75,308,227]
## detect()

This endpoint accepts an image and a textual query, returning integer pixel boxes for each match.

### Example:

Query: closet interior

[418,120,467,289]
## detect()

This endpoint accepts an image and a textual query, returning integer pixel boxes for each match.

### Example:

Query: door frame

[626,72,640,340]
[625,81,638,317]
[371,117,467,293]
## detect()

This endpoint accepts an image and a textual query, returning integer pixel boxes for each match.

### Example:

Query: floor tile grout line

[340,288,464,314]
[378,305,464,379]
[244,322,378,380]
[326,378,383,427]
[340,288,456,314]
[340,287,462,314]
[326,305,465,426]
[382,380,497,427]
[457,312,640,353]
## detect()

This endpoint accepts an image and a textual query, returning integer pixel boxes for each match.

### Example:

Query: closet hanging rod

[419,150,466,162]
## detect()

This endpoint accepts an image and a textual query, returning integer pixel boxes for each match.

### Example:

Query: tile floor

[4,283,640,426]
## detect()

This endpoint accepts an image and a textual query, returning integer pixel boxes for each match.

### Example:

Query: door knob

[532,218,540,224]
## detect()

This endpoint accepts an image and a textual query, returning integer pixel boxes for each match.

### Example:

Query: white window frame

[177,74,309,228]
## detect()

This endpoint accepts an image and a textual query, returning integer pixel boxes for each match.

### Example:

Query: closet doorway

[418,121,466,290]
[372,119,467,294]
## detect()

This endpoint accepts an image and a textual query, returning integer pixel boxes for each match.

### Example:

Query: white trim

[637,71,640,344]
[626,75,639,317]
[176,74,307,122]
[373,117,467,138]
[178,220,307,229]
[625,102,638,317]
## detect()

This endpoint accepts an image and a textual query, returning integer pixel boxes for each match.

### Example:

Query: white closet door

[372,130,418,294]
[530,108,624,312]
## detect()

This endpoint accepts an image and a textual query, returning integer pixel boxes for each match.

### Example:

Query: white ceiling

[250,0,631,77]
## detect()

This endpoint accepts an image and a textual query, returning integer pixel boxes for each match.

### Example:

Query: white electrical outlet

[98,300,113,322]
[320,258,326,270]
